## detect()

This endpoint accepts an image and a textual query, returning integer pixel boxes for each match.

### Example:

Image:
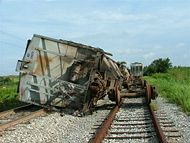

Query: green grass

[0,76,25,112]
[144,67,190,115]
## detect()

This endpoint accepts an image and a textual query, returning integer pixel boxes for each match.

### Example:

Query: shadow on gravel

[0,100,27,112]
[56,103,115,117]
[121,102,145,109]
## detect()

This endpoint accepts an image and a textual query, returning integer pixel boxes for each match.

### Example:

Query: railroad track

[90,96,183,143]
[0,104,47,133]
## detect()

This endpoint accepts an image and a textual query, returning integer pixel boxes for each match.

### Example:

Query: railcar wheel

[82,89,95,115]
[146,83,151,104]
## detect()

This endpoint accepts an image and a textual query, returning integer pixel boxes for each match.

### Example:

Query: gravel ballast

[154,97,190,143]
[0,97,189,143]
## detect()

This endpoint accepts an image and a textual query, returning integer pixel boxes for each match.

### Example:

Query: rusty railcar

[129,62,145,91]
[123,62,158,104]
[16,34,123,114]
[129,62,158,104]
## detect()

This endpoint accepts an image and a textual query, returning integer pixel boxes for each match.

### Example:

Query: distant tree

[144,58,172,75]
[143,65,156,76]
[0,77,11,86]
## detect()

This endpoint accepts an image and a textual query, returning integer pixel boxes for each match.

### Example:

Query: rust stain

[33,52,75,76]
[34,55,53,75]
[61,56,74,64]
[20,87,24,97]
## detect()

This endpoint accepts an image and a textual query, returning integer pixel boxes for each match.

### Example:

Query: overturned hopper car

[16,34,123,114]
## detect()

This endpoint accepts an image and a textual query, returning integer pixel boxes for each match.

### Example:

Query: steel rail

[90,100,169,143]
[0,109,47,132]
[91,100,123,143]
[149,105,168,143]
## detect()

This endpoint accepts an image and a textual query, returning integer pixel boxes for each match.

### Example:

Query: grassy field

[144,67,190,115]
[0,76,25,112]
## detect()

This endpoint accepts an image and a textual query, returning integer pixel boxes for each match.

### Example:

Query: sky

[0,0,190,75]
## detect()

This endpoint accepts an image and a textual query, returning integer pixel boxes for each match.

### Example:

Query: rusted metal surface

[91,100,123,143]
[149,105,168,143]
[90,78,162,143]
[0,109,46,132]
[106,134,153,139]
[16,34,123,114]
[124,62,157,103]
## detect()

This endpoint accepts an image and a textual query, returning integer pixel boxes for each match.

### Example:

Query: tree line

[0,77,12,86]
[143,58,172,76]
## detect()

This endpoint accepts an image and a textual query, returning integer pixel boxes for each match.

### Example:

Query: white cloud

[143,52,156,59]
[1,0,190,75]
[90,11,152,22]
[183,54,188,58]
[154,45,163,50]
[176,43,186,48]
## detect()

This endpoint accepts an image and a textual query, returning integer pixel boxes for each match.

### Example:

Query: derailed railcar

[123,62,158,104]
[16,34,123,115]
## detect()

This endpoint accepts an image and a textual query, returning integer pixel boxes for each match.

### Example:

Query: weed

[0,76,25,111]
[145,67,190,115]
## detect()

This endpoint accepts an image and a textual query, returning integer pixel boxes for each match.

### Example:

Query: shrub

[144,58,172,75]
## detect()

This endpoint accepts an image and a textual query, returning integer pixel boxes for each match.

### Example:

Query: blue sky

[0,0,190,75]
